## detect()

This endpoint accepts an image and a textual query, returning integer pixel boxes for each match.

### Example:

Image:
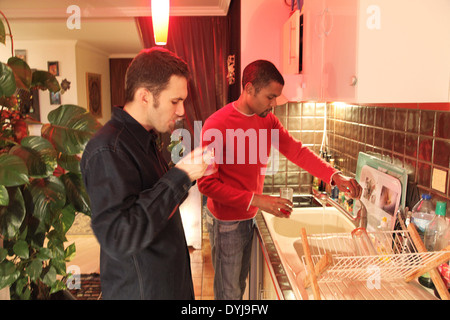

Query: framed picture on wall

[14,50,27,62]
[86,73,102,118]
[48,61,59,76]
[50,91,61,105]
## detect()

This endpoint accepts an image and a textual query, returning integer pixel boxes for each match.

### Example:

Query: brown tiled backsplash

[265,102,450,207]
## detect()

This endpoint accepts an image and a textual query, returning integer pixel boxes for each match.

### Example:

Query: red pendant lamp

[151,0,170,45]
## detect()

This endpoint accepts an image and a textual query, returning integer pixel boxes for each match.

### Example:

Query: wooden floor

[65,233,215,300]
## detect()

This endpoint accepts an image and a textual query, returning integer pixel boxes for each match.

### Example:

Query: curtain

[136,16,230,141]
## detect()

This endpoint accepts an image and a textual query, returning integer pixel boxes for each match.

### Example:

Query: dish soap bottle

[422,201,448,288]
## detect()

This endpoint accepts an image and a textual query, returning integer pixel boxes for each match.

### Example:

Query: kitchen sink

[260,204,438,300]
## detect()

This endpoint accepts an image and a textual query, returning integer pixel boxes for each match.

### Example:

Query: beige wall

[75,42,111,125]
[0,39,111,126]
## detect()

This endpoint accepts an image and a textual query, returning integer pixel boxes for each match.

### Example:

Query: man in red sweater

[197,60,361,300]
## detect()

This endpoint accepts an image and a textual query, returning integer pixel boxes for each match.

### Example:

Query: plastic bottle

[424,202,448,251]
[411,194,435,241]
[435,217,449,298]
[421,201,447,289]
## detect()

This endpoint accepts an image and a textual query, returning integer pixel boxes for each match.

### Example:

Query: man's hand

[332,173,362,199]
[251,194,292,218]
[175,146,208,182]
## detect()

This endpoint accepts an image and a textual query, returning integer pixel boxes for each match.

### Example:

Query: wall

[327,103,450,208]
[75,42,111,125]
[0,40,78,130]
[0,39,111,129]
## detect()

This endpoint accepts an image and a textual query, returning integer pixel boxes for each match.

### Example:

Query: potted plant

[0,12,101,299]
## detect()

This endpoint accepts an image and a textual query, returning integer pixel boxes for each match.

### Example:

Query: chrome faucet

[315,192,368,229]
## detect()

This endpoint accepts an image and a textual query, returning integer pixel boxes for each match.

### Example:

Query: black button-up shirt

[81,107,194,299]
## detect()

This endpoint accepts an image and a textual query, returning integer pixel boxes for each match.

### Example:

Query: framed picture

[86,73,102,118]
[14,50,27,62]
[50,91,61,105]
[48,61,59,76]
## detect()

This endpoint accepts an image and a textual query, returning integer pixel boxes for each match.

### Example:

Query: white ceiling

[1,0,231,56]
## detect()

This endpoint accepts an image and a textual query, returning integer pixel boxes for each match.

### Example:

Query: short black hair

[242,60,284,93]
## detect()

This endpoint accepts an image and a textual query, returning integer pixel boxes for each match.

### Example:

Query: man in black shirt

[80,48,207,299]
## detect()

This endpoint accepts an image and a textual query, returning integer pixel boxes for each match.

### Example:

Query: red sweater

[197,103,337,221]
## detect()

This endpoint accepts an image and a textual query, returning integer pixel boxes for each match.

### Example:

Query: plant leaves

[36,248,53,261]
[26,260,43,282]
[41,265,56,287]
[0,260,20,289]
[41,104,102,155]
[0,20,5,45]
[50,279,66,294]
[9,136,58,179]
[50,258,66,275]
[0,185,8,206]
[12,239,29,259]
[28,176,66,223]
[60,173,91,216]
[0,248,7,263]
[57,153,81,174]
[64,243,76,262]
[60,204,76,233]
[31,70,60,93]
[0,62,16,97]
[7,56,32,90]
[0,187,26,239]
[0,154,29,187]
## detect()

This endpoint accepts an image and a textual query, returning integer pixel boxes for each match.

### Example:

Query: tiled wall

[263,102,327,194]
[265,102,450,209]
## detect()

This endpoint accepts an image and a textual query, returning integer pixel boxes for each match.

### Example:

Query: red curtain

[136,16,230,139]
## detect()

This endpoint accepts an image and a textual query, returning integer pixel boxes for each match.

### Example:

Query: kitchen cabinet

[296,0,450,103]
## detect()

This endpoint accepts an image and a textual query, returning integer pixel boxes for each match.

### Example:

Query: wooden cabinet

[290,0,450,103]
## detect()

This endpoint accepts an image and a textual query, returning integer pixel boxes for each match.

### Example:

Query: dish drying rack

[299,216,450,300]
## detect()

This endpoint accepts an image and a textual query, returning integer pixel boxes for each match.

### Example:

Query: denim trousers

[206,210,255,300]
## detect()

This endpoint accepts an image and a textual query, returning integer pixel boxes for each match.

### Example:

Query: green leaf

[12,239,29,259]
[0,260,20,289]
[28,176,66,223]
[0,153,29,187]
[47,238,64,260]
[25,259,42,281]
[15,277,32,300]
[60,204,76,233]
[0,248,7,263]
[41,104,102,155]
[64,243,76,262]
[36,248,52,261]
[57,153,81,173]
[7,56,32,90]
[31,70,60,93]
[0,62,16,97]
[61,173,91,215]
[0,20,5,45]
[9,136,58,179]
[41,265,56,287]
[50,279,66,294]
[0,185,8,206]
[0,187,26,239]
[50,258,66,275]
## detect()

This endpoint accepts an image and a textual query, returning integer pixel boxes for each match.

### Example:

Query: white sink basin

[270,207,355,237]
